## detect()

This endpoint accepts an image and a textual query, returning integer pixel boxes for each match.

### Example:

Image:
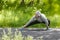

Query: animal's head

[35,10,41,18]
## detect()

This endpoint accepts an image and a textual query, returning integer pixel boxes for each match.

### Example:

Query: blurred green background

[0,0,60,28]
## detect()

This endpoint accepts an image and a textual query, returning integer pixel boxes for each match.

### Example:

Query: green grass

[0,0,60,28]
[0,8,60,28]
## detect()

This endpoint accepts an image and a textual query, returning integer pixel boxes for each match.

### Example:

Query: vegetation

[0,0,60,28]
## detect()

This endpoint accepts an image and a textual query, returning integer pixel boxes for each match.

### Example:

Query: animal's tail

[47,19,50,26]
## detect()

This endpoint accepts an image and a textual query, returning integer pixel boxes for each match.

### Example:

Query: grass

[0,0,60,28]
[0,8,60,28]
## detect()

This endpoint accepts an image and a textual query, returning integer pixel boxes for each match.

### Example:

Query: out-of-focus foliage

[0,0,60,28]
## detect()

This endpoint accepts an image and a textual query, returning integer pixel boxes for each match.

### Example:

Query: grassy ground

[0,8,60,28]
[0,0,60,28]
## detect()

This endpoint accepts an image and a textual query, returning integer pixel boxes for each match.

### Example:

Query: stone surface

[0,28,60,40]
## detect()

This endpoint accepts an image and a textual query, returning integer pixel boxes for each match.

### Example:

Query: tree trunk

[27,0,34,6]
[20,0,25,6]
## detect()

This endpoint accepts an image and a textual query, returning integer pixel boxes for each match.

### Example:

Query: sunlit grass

[0,9,60,28]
